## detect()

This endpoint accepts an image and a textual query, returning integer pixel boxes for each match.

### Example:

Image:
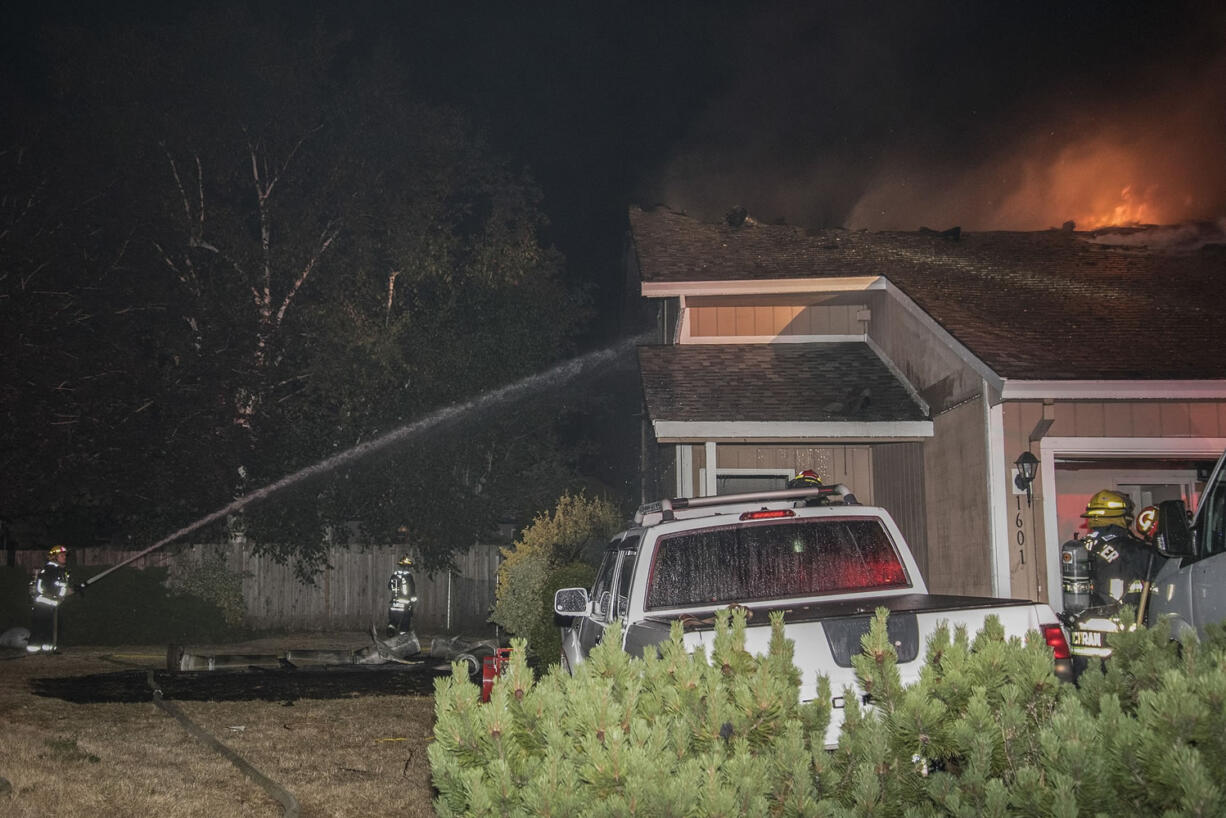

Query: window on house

[716,472,790,495]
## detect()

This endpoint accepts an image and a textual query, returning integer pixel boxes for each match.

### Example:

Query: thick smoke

[649,2,1226,231]
[846,57,1226,231]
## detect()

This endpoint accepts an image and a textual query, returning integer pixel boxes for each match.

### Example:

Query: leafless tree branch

[275,223,339,327]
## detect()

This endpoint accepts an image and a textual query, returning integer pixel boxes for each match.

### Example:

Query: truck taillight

[1041,623,1071,660]
[739,509,795,521]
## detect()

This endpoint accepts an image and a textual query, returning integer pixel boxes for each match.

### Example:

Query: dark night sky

[4,1,1225,291]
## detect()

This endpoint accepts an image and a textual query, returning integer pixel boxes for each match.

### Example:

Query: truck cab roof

[633,484,860,527]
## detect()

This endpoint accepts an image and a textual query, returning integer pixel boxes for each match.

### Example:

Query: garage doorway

[1052,463,1201,544]
[1038,436,1226,613]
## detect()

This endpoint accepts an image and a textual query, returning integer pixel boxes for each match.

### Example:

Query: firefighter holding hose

[28,545,71,654]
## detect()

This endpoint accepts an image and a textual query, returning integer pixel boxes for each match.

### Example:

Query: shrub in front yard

[165,546,249,627]
[430,608,1226,816]
[61,565,246,645]
[529,560,595,669]
[489,491,621,658]
[0,565,34,630]
[3,562,247,645]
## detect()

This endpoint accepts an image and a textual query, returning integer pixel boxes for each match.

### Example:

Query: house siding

[1001,398,1226,603]
[873,442,929,580]
[677,443,875,501]
[869,290,982,413]
[923,398,992,596]
[686,299,868,338]
[1001,400,1048,601]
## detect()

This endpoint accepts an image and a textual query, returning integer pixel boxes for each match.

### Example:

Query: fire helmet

[1081,490,1134,525]
[787,469,824,489]
[48,545,68,558]
[398,556,414,567]
[1135,505,1158,540]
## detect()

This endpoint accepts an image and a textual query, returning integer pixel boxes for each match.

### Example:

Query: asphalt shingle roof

[630,208,1226,380]
[638,343,928,424]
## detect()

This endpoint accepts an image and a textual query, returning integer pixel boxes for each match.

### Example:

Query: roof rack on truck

[633,484,858,527]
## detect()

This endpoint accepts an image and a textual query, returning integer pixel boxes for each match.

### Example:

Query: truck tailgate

[666,596,1057,746]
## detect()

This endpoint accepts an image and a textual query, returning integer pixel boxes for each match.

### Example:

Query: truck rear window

[645,518,909,610]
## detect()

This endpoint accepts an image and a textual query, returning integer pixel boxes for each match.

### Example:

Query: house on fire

[629,206,1226,608]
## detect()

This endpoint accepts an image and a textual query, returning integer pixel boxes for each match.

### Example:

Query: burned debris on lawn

[28,630,498,705]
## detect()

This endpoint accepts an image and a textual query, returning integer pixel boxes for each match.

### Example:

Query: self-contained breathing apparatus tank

[1060,535,1093,616]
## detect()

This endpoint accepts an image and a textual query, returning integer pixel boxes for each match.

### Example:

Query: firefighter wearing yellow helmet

[387,556,417,636]
[1060,490,1165,671]
[28,545,71,654]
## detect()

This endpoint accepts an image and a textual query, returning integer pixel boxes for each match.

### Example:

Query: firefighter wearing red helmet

[28,545,71,654]
[787,469,824,489]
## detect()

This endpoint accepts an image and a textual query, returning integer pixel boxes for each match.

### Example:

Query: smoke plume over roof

[647,1,1226,232]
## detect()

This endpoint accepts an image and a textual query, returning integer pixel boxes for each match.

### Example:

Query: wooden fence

[11,542,504,636]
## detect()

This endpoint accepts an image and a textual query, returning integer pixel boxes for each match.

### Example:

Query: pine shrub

[430,607,1226,816]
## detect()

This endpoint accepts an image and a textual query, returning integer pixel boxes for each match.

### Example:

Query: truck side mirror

[1155,499,1194,557]
[554,587,590,616]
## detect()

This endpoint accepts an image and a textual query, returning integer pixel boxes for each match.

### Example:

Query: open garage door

[1036,438,1226,613]
[1052,458,1208,544]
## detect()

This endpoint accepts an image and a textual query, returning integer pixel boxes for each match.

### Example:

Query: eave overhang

[641,276,886,298]
[1000,380,1226,401]
[651,420,934,443]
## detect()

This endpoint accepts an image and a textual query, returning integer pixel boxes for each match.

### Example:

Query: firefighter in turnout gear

[28,545,71,653]
[387,556,417,636]
[1060,490,1164,670]
[787,469,824,489]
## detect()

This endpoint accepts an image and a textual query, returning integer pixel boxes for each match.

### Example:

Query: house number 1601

[1014,496,1025,563]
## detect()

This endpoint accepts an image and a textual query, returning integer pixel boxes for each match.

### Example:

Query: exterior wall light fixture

[1014,451,1039,506]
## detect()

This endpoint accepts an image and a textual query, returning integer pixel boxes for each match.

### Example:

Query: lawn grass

[0,634,441,817]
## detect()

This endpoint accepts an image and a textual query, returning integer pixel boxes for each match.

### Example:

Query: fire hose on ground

[146,670,300,818]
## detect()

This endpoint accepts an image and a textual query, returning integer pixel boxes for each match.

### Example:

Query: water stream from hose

[82,335,645,589]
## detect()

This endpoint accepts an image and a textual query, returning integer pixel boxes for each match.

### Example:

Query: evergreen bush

[431,607,1226,816]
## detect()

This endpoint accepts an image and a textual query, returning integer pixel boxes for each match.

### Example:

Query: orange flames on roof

[1036,140,1173,229]
[848,93,1225,232]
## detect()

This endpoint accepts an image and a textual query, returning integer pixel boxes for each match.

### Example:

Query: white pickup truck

[554,485,1073,746]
